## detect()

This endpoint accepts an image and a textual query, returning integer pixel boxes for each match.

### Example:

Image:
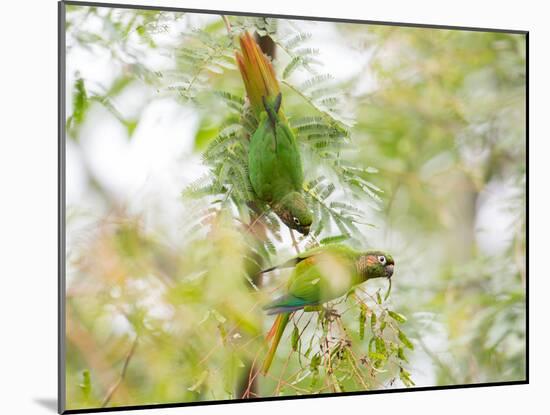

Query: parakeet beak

[385,264,394,278]
[300,225,311,236]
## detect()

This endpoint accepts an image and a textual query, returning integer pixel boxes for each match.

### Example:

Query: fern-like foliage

[180,21,384,254]
[182,88,286,271]
[279,32,322,78]
[167,29,236,101]
[66,8,383,255]
[65,8,419,399]
[231,16,279,38]
[66,77,139,140]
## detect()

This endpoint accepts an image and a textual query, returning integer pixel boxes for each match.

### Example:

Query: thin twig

[246,209,269,234]
[282,80,347,127]
[101,337,139,408]
[289,228,301,255]
[334,317,370,389]
[242,347,264,398]
[221,15,232,36]
[274,348,294,395]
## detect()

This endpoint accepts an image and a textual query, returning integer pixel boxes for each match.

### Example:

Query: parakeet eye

[378,255,386,265]
[293,217,300,225]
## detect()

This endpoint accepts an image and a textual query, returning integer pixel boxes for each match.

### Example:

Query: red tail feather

[266,316,279,341]
[262,313,291,375]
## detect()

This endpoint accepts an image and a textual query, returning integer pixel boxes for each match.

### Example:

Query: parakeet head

[358,251,395,280]
[274,192,313,235]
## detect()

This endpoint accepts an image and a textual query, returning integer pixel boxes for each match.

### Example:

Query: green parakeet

[248,93,313,235]
[260,243,395,374]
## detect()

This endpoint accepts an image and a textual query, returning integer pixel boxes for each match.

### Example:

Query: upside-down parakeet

[260,243,395,374]
[248,93,313,235]
[235,33,312,234]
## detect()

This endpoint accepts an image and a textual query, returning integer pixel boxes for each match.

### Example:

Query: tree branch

[101,337,139,408]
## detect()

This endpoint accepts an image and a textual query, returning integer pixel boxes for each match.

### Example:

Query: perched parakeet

[260,243,395,374]
[248,93,313,235]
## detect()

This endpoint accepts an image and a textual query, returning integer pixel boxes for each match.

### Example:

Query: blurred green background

[64,5,526,410]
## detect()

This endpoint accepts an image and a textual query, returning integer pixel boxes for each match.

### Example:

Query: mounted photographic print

[58,1,528,413]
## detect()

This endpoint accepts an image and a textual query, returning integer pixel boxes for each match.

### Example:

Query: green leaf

[283,32,312,50]
[398,330,414,350]
[359,308,366,340]
[283,56,302,79]
[291,325,300,351]
[399,367,415,387]
[188,370,209,392]
[368,337,375,353]
[214,91,245,107]
[388,310,407,323]
[106,76,134,97]
[370,312,377,332]
[375,337,387,355]
[319,234,350,245]
[124,119,138,137]
[320,183,335,200]
[78,370,91,400]
[211,309,226,324]
[310,353,321,371]
[368,352,386,361]
[195,127,218,151]
[72,78,89,126]
[397,347,408,362]
[299,74,334,91]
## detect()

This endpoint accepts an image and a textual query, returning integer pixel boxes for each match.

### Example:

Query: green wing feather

[286,263,324,305]
[248,112,304,203]
[248,115,276,201]
[259,243,359,274]
[275,121,303,192]
[263,293,311,315]
[296,243,359,261]
[263,244,362,313]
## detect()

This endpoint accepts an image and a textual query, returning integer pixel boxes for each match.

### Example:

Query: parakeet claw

[321,307,341,321]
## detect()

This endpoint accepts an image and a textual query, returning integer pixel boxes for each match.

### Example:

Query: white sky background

[65,8,521,388]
